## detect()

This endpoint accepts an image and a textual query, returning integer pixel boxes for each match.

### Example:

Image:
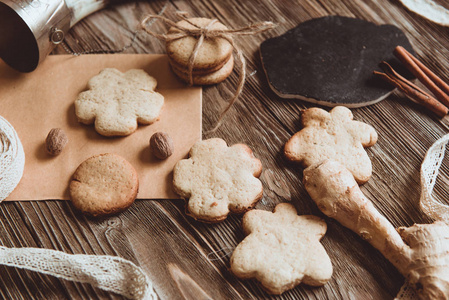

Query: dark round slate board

[260,16,415,107]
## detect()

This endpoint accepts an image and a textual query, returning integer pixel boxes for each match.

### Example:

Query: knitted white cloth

[0,116,25,201]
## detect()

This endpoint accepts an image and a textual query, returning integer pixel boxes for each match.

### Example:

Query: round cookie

[168,56,230,76]
[166,17,233,72]
[170,54,234,86]
[69,153,139,217]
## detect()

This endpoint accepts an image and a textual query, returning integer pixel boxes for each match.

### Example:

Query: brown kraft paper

[0,54,202,200]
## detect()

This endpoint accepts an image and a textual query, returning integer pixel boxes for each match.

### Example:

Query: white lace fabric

[0,246,157,300]
[395,282,418,300]
[420,134,449,223]
[0,116,25,201]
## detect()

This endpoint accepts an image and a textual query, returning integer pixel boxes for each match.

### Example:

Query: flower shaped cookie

[230,203,332,294]
[284,106,377,183]
[75,68,164,136]
[173,138,263,223]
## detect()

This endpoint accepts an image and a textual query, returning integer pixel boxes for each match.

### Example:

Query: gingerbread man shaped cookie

[173,138,263,223]
[284,106,377,183]
[230,203,332,294]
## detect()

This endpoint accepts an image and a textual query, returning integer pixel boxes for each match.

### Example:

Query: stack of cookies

[166,17,235,85]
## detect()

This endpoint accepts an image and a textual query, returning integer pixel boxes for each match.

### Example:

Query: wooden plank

[2,0,449,299]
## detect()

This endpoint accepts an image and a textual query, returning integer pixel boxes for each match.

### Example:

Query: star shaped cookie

[230,203,332,294]
[75,68,164,136]
[284,106,377,183]
[173,138,263,223]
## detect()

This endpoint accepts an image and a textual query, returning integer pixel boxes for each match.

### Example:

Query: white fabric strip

[0,116,25,201]
[420,133,449,223]
[0,246,157,299]
[395,282,418,300]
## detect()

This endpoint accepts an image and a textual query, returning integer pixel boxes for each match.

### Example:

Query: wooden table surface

[2,0,449,299]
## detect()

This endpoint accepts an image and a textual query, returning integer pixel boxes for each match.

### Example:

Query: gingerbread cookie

[69,153,139,217]
[166,18,233,72]
[173,138,262,223]
[230,203,332,294]
[75,68,164,136]
[284,106,377,183]
[166,17,234,85]
[170,55,234,86]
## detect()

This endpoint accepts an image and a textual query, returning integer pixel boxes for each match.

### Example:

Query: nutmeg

[46,128,68,156]
[150,132,174,160]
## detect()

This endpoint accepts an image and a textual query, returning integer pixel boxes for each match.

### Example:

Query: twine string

[140,12,275,133]
[140,13,274,41]
[59,1,170,56]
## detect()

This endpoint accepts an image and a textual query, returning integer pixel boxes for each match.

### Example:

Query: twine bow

[140,12,275,133]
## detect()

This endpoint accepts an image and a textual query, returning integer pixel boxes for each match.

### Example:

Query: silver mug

[0,0,107,72]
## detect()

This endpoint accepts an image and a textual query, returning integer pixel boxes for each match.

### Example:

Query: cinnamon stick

[374,62,448,118]
[398,46,449,96]
[394,46,449,107]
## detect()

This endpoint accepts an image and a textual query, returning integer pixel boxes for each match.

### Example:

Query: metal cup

[0,0,106,72]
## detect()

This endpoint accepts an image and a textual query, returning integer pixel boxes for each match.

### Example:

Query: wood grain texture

[2,0,449,299]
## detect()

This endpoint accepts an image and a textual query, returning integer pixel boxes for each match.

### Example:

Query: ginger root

[303,159,449,300]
